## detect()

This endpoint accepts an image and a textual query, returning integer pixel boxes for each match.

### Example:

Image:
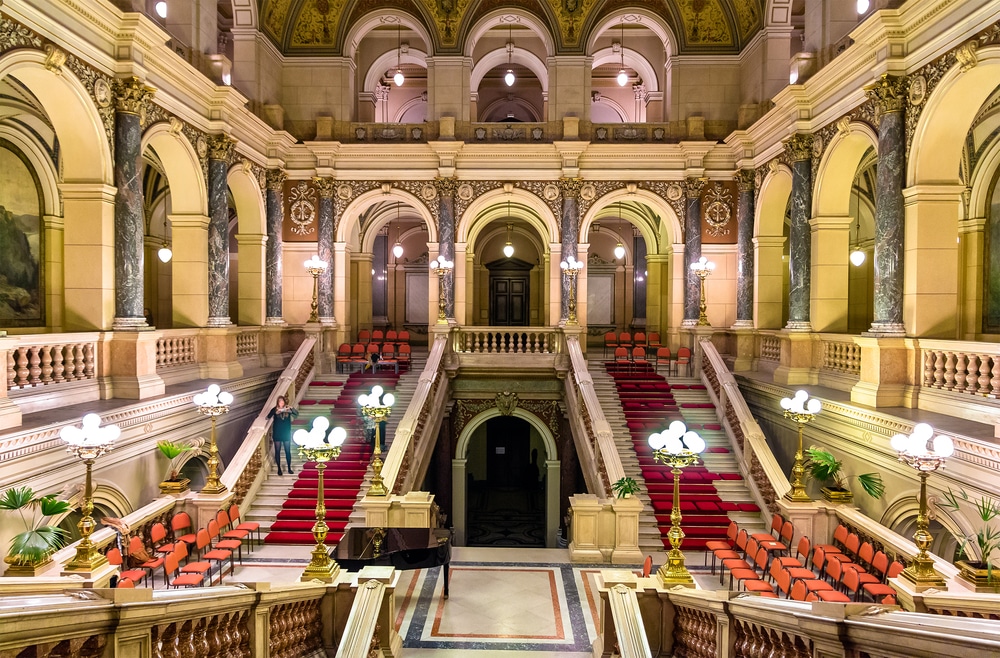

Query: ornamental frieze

[810,98,877,181]
[453,396,560,439]
[330,179,440,236]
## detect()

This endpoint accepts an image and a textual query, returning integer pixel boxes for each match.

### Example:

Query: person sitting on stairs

[267,395,298,475]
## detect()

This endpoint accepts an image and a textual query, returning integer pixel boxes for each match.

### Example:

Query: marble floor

[228,545,720,657]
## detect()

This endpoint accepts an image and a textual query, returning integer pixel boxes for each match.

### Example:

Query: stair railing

[600,583,653,658]
[565,335,624,497]
[335,579,394,658]
[699,338,790,514]
[381,331,449,495]
[221,335,317,507]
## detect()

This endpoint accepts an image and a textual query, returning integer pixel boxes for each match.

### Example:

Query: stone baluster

[15,348,28,387]
[84,343,95,378]
[28,346,41,384]
[734,169,756,327]
[683,177,707,325]
[954,353,967,392]
[784,132,814,331]
[966,354,980,394]
[991,357,1000,397]
[112,77,155,330]
[923,350,934,387]
[933,351,945,388]
[982,355,995,397]
[865,74,907,335]
[436,178,458,320]
[40,346,52,383]
[944,352,956,390]
[314,177,336,325]
[265,169,287,325]
[193,618,210,658]
[52,345,65,382]
[207,135,237,327]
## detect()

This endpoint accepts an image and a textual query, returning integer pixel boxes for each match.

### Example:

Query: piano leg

[443,563,450,599]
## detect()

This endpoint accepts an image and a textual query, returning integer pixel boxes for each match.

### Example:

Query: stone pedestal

[569,494,605,563]
[261,326,286,368]
[106,331,165,399]
[610,496,644,565]
[190,490,235,530]
[731,328,756,373]
[773,331,816,385]
[0,338,23,430]
[850,336,915,408]
[359,497,392,528]
[203,326,244,380]
[776,499,841,550]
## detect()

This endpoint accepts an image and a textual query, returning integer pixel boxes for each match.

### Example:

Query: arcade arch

[755,166,793,329]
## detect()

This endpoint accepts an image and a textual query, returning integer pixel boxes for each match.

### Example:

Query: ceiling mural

[256,0,762,54]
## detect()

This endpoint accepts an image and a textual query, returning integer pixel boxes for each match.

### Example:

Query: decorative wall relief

[676,0,733,46]
[702,182,733,239]
[0,140,44,326]
[284,180,318,240]
[290,0,347,47]
[547,0,599,48]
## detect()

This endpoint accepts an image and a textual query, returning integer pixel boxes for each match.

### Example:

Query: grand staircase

[588,357,765,552]
[248,350,426,544]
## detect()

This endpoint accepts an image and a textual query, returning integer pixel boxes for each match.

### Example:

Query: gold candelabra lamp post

[59,413,120,573]
[890,423,952,590]
[648,421,706,587]
[429,257,454,325]
[560,255,585,325]
[194,384,233,495]
[304,254,329,323]
[780,390,821,502]
[359,386,395,497]
[293,417,346,582]
[690,256,716,327]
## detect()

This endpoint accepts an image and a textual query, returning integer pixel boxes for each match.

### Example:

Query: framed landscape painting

[0,139,44,327]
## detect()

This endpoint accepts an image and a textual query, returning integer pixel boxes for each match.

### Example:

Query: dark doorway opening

[467,415,544,546]
[486,257,532,326]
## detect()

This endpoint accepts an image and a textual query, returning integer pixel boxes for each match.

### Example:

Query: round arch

[0,124,60,216]
[227,163,266,235]
[343,11,434,61]
[881,493,963,563]
[478,96,541,122]
[463,9,556,58]
[585,8,676,58]
[359,202,432,253]
[812,122,878,218]
[755,165,792,238]
[476,222,547,263]
[453,406,560,547]
[0,50,112,184]
[459,188,559,244]
[362,48,429,94]
[590,47,660,92]
[969,136,1000,220]
[580,189,680,251]
[337,188,437,249]
[141,123,209,216]
[470,47,549,93]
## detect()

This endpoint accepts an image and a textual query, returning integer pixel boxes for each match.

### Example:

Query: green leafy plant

[0,487,72,567]
[940,488,1000,577]
[611,476,641,499]
[156,440,193,481]
[804,447,885,499]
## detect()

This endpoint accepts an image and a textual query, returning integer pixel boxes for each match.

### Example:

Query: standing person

[267,395,298,475]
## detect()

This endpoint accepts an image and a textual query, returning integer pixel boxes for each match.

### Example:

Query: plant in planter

[940,488,1000,592]
[611,476,641,499]
[0,486,71,574]
[804,447,885,503]
[156,440,195,494]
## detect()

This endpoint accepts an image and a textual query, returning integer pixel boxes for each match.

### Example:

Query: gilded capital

[735,169,755,193]
[783,133,814,162]
[435,177,459,197]
[313,177,336,198]
[265,169,286,191]
[559,178,583,199]
[207,134,237,162]
[112,77,155,115]
[865,73,907,119]
[684,177,707,199]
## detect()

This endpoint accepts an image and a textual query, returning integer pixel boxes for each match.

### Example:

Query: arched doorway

[453,407,560,547]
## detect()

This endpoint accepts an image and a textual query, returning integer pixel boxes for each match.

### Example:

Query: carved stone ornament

[435,177,458,197]
[703,183,733,237]
[908,75,927,106]
[93,77,112,108]
[112,76,155,115]
[43,44,66,74]
[543,183,560,201]
[956,40,979,72]
[559,178,584,199]
[811,135,824,158]
[580,183,597,201]
[735,169,755,193]
[768,159,780,174]
[314,177,336,198]
[684,177,707,199]
[836,116,852,134]
[457,183,474,201]
[865,73,907,118]
[783,133,814,162]
[195,135,208,159]
[666,183,684,201]
[421,183,438,201]
[265,169,286,191]
[258,169,267,191]
[495,391,518,416]
[289,181,317,236]
[207,134,236,162]
[336,183,353,200]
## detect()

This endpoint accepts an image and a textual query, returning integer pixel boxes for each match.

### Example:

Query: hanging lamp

[849,184,865,266]
[614,203,626,260]
[157,213,172,263]
[503,201,515,258]
[504,24,516,87]
[393,20,405,86]
[617,19,629,87]
[392,202,404,258]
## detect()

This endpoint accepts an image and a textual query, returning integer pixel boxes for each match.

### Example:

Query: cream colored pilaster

[168,213,210,328]
[43,214,64,331]
[60,183,116,330]
[105,330,166,399]
[577,241,590,328]
[773,331,816,385]
[959,217,986,340]
[902,185,962,338]
[809,216,850,333]
[236,233,267,326]
[850,336,916,408]
[353,253,374,332]
[333,242,350,344]
[668,243,686,346]
[426,56,472,123]
[754,236,786,329]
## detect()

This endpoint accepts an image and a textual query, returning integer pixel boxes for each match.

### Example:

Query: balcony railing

[6,334,98,391]
[453,327,562,354]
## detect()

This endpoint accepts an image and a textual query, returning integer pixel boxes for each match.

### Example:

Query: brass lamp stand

[194,384,233,495]
[294,417,346,582]
[560,256,585,325]
[780,390,820,502]
[304,255,329,323]
[690,256,715,326]
[649,421,706,587]
[60,414,120,573]
[359,386,394,497]
[430,257,454,325]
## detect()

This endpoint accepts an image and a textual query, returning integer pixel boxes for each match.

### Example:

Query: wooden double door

[486,257,532,326]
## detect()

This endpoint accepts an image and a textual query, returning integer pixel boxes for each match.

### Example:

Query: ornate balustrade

[154,327,265,386]
[348,122,432,142]
[453,327,562,354]
[470,122,547,143]
[819,333,862,382]
[5,333,98,392]
[921,340,1000,398]
[758,332,781,364]
[236,328,261,359]
[591,122,678,143]
[335,579,393,658]
[156,330,199,369]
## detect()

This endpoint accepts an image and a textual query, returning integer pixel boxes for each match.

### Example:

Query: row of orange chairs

[603,331,661,358]
[709,516,902,604]
[336,342,412,373]
[358,329,409,345]
[610,346,691,376]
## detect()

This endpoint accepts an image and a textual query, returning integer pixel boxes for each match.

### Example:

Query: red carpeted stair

[264,371,402,545]
[607,362,758,550]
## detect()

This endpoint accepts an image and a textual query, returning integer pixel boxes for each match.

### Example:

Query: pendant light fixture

[504,24,516,87]
[393,20,405,86]
[614,202,626,260]
[849,183,865,266]
[154,1,167,18]
[503,200,515,258]
[392,202,404,258]
[856,0,870,14]
[617,19,629,87]
[157,213,172,263]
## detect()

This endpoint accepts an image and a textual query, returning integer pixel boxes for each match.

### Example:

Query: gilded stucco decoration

[289,181,318,235]
[262,0,294,41]
[290,0,348,47]
[676,0,732,46]
[425,0,474,47]
[547,0,599,48]
[703,182,732,237]
[732,0,760,41]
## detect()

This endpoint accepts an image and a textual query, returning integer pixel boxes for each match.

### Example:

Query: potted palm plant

[0,486,71,576]
[940,488,1000,593]
[611,476,641,499]
[157,440,194,495]
[804,447,884,503]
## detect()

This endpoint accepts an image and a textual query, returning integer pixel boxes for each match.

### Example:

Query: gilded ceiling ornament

[435,177,459,197]
[290,0,346,47]
[836,116,852,134]
[559,178,584,199]
[684,177,707,199]
[783,133,813,162]
[495,391,518,416]
[703,183,732,237]
[425,0,473,47]
[864,73,907,119]
[112,77,155,115]
[314,177,336,198]
[207,134,236,162]
[289,181,318,235]
[677,0,733,46]
[261,0,293,40]
[733,0,761,40]
[547,0,598,47]
[0,16,44,51]
[43,44,66,74]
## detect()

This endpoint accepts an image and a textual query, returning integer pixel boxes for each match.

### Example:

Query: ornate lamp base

[900,557,946,591]
[63,542,109,574]
[301,542,340,583]
[368,455,389,497]
[658,549,696,587]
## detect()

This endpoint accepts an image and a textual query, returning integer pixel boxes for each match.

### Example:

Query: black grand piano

[332,527,452,598]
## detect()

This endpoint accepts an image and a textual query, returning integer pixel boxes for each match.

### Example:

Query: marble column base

[783,320,813,333]
[730,319,754,329]
[206,316,233,328]
[680,318,698,328]
[319,316,336,327]
[863,322,906,337]
[265,317,286,326]
[112,316,150,331]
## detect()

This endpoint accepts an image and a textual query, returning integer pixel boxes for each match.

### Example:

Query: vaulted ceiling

[257,0,767,56]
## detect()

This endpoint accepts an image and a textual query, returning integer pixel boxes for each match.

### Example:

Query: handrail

[220,335,317,502]
[382,331,448,494]
[700,338,790,513]
[565,335,624,496]
[835,506,959,579]
[336,579,387,658]
[605,584,653,658]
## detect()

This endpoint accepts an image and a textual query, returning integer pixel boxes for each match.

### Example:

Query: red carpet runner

[264,371,402,545]
[607,362,759,550]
